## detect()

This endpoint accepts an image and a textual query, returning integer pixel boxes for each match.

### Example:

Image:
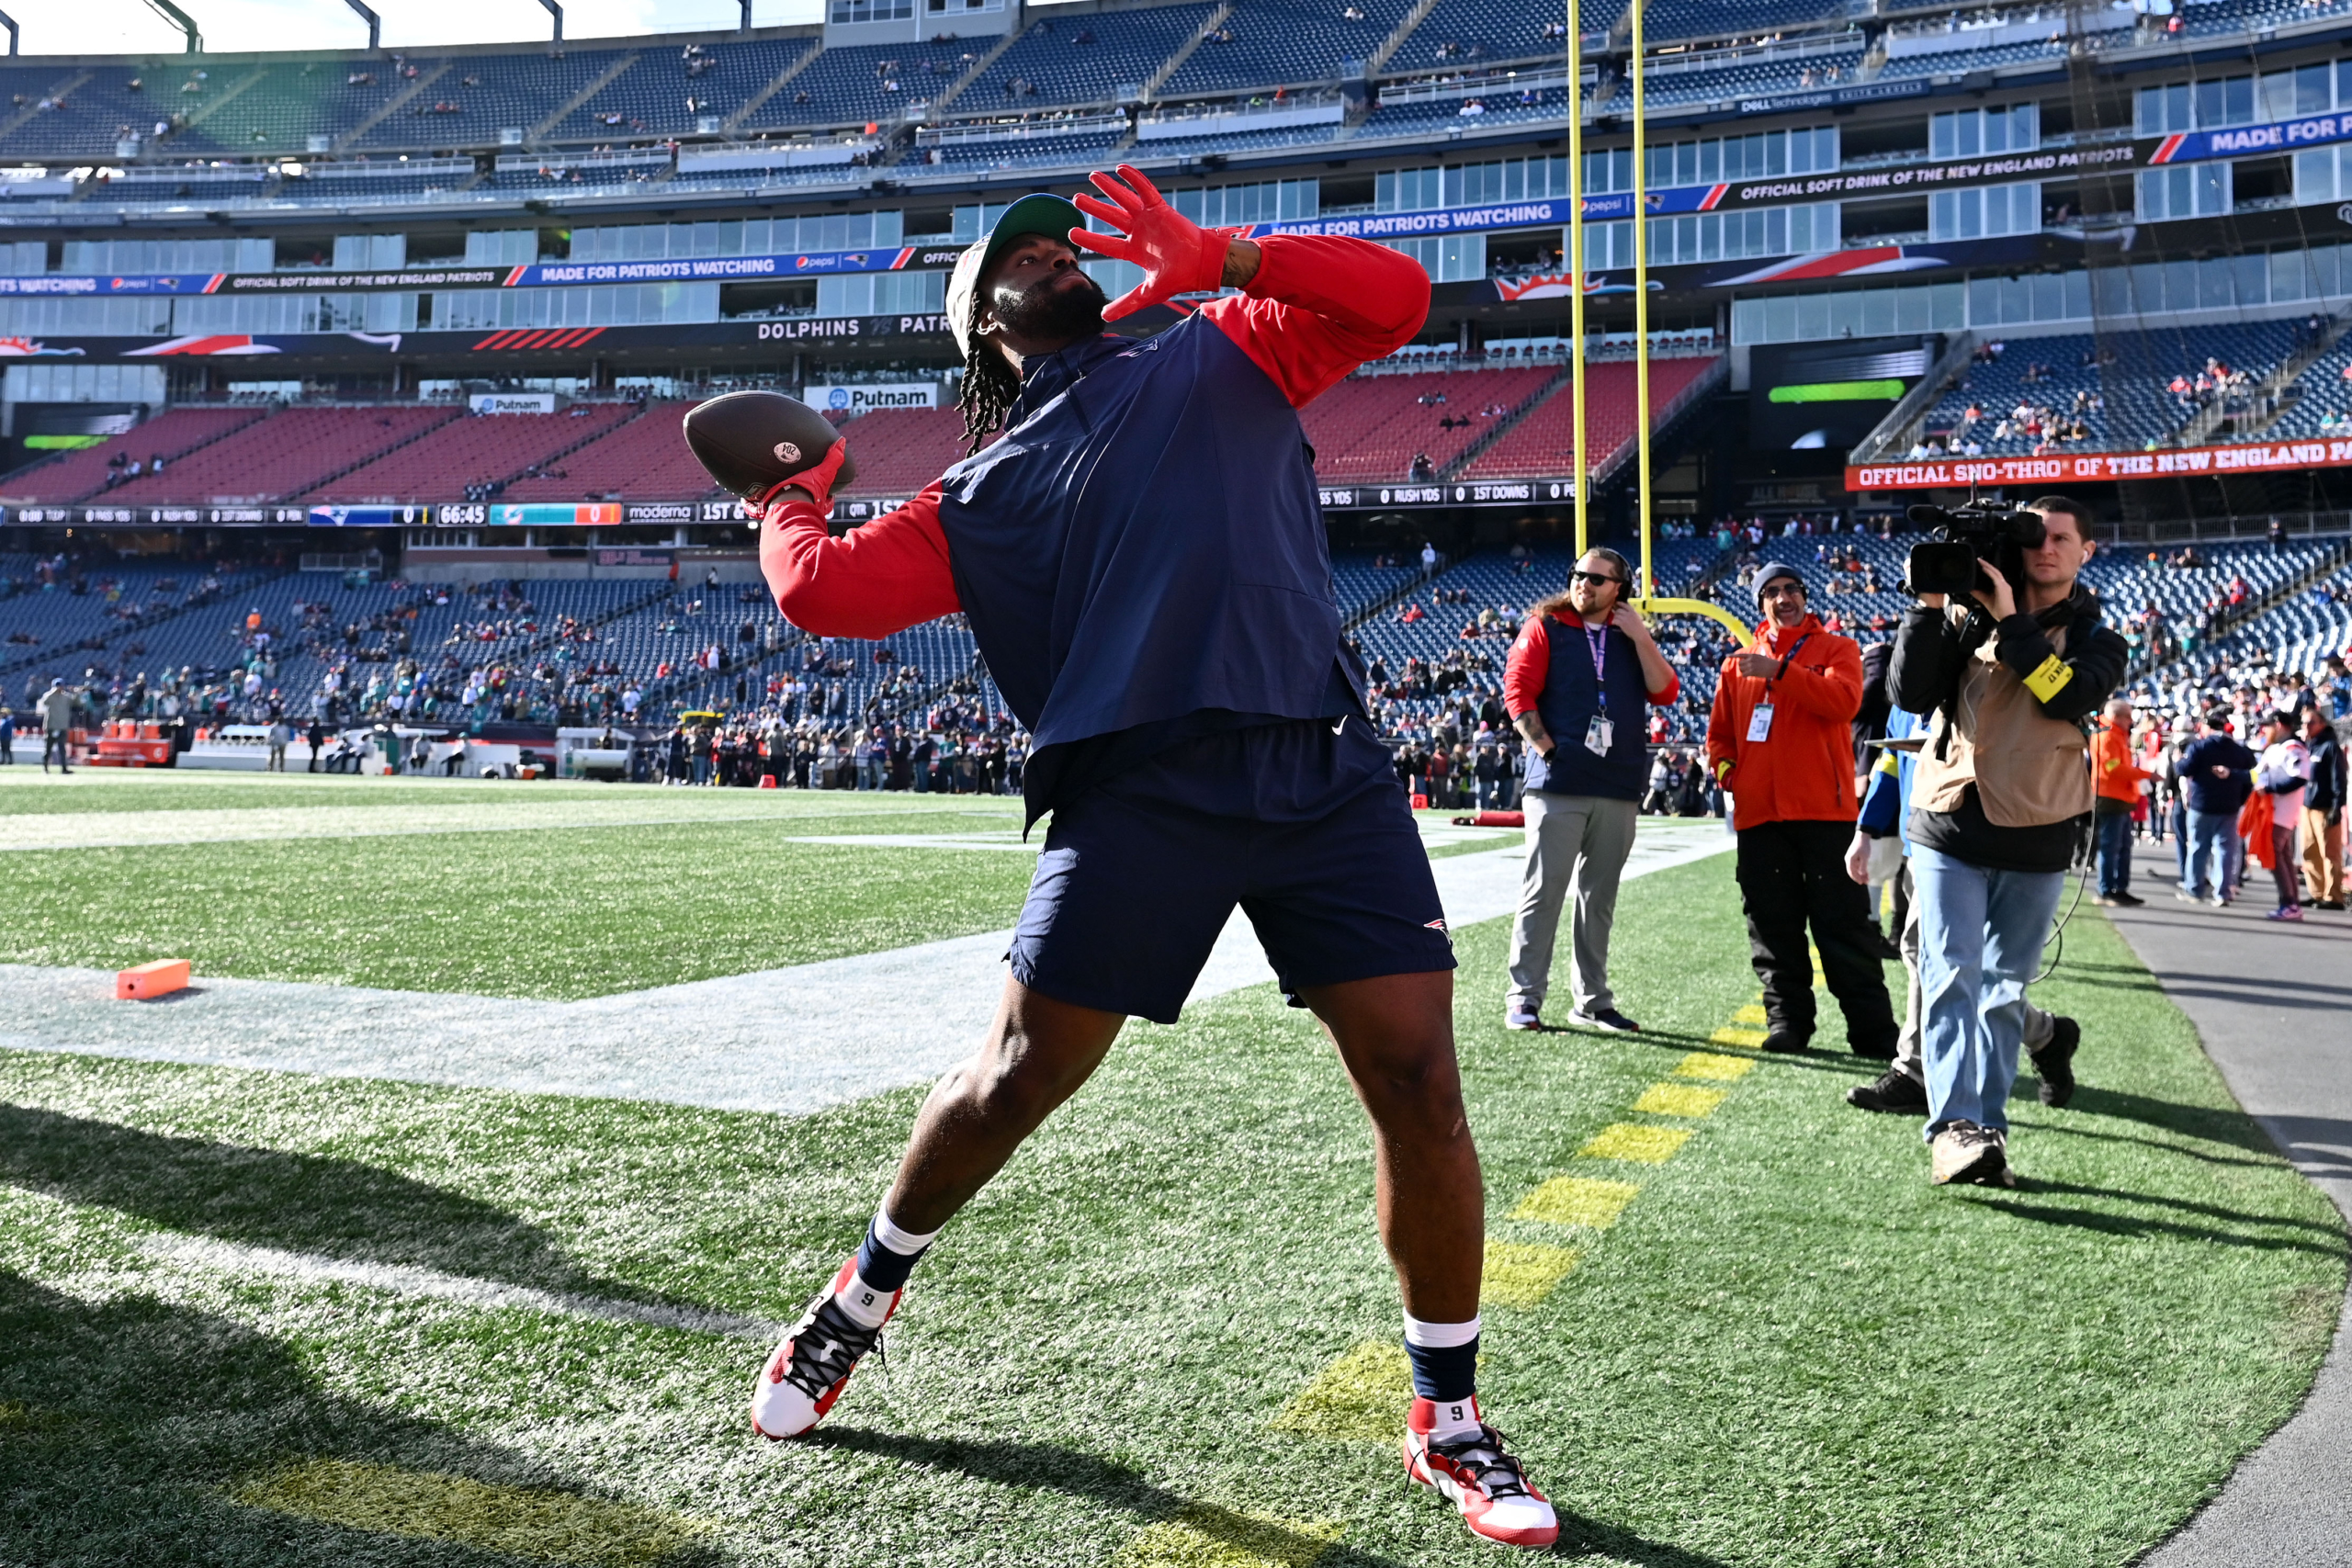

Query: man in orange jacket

[1706,563,1897,1056]
[2091,696,2151,907]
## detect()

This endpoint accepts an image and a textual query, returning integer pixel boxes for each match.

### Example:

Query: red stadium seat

[96,406,464,504]
[309,403,639,503]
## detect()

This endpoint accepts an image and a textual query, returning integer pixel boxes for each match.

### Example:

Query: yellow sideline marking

[1632,1083,1728,1119]
[1709,1026,1767,1047]
[1674,1051,1755,1081]
[1268,1341,1415,1442]
[1117,1505,1345,1568]
[1732,1003,1768,1024]
[1483,1240,1582,1308]
[1512,1174,1642,1229]
[1578,1123,1692,1164]
[229,1460,704,1565]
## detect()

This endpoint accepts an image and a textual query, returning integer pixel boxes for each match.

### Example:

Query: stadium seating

[1395,0,1572,69]
[916,130,1125,173]
[743,40,983,131]
[1460,356,1718,480]
[96,407,463,505]
[1871,38,2069,82]
[567,39,811,141]
[2265,339,2352,442]
[2210,558,2352,678]
[975,6,1219,110]
[835,407,972,497]
[1159,0,1417,96]
[308,404,641,503]
[1347,538,1736,745]
[1643,0,1853,45]
[1637,48,1864,107]
[1300,366,1560,482]
[0,62,166,161]
[498,403,718,502]
[0,563,259,675]
[0,407,270,503]
[353,48,636,150]
[1125,118,1347,159]
[1917,324,2305,458]
[1357,86,1572,138]
[169,59,380,155]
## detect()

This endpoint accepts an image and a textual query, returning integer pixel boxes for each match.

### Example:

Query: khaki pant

[2301,807,2345,905]
[1506,793,1639,1017]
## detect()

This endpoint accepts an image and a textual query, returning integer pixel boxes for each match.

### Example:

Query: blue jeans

[2169,798,2188,879]
[1912,845,2067,1137]
[2186,808,2235,899]
[2095,808,2133,895]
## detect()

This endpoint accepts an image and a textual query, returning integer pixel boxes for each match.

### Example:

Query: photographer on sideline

[1502,547,1681,1033]
[1705,565,1899,1057]
[1888,495,2125,1187]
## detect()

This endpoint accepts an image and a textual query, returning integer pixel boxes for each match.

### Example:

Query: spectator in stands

[2180,707,2254,906]
[2091,697,2150,907]
[2301,706,2346,910]
[1888,497,2123,1186]
[1502,548,1680,1033]
[1706,564,1896,1058]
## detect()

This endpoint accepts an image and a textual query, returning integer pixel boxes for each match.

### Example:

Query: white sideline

[136,1232,782,1340]
[0,822,1734,1118]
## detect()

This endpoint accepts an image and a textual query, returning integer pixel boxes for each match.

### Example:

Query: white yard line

[136,1232,780,1340]
[0,797,1022,853]
[0,822,1734,1117]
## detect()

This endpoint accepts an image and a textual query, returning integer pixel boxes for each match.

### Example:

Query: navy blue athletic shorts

[1007,716,1454,1024]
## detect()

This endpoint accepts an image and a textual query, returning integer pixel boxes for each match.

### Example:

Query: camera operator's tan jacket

[1915,615,2092,828]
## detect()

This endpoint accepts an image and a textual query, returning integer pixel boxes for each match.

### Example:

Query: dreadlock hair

[958,290,1022,454]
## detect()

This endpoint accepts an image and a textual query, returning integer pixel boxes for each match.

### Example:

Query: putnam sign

[1849,439,2352,492]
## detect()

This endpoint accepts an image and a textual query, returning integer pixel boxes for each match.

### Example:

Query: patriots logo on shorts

[1424,919,1447,931]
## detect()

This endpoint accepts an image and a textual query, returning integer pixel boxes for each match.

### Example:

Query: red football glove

[1069,164,1242,321]
[755,437,848,516]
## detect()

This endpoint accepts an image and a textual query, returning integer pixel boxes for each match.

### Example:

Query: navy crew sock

[1404,1313,1482,1440]
[835,1209,940,1327]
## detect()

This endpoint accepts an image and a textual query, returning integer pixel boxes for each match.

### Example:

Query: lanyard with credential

[1580,619,1615,756]
[1747,632,1809,745]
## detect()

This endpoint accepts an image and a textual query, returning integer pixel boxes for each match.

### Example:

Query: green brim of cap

[978,192,1087,279]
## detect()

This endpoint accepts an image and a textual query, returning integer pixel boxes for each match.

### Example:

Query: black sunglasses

[1569,570,1623,587]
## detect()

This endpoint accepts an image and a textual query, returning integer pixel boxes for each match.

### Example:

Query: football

[682,389,858,502]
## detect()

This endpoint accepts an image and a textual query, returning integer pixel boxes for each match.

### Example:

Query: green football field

[0,768,2342,1567]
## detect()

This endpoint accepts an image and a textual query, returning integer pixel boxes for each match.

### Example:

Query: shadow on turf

[808,1427,1735,1565]
[0,1102,728,1317]
[1969,1193,2346,1258]
[2007,1177,2348,1240]
[0,1268,721,1566]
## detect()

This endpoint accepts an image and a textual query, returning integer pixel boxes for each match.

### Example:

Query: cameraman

[1888,495,2126,1187]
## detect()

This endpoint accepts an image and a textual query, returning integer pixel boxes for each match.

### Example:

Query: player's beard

[990,267,1108,341]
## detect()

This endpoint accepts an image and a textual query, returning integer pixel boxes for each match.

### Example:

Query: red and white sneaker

[1402,1397,1560,1550]
[751,1256,896,1439]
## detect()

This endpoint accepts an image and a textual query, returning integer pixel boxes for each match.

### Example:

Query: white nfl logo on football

[775,441,801,463]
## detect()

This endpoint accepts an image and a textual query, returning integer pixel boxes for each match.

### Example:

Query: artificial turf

[0,818,2340,1566]
[0,784,1037,998]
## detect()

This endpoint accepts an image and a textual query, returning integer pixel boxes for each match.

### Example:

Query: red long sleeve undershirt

[758,232,1432,640]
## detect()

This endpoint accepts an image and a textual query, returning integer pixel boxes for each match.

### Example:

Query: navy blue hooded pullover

[757,232,1431,825]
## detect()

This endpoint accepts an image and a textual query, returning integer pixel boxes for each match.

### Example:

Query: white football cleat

[751,1256,896,1439]
[1402,1397,1560,1550]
